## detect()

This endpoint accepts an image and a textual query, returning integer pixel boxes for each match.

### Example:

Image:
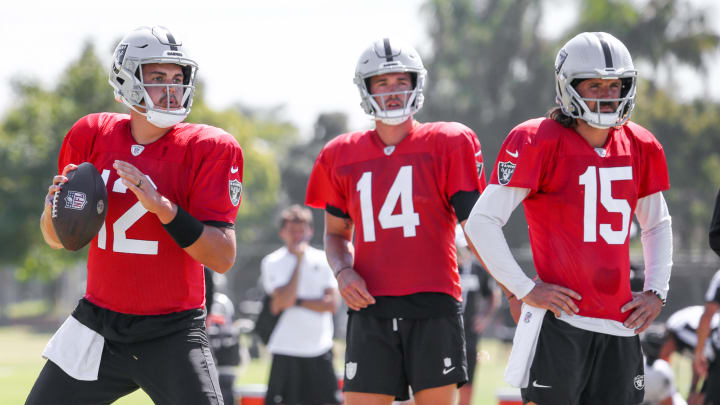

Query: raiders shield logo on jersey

[498,161,516,185]
[229,179,242,207]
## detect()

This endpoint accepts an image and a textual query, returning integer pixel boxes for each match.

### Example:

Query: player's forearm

[324,233,355,275]
[464,185,535,299]
[185,225,236,273]
[636,192,673,298]
[40,208,63,249]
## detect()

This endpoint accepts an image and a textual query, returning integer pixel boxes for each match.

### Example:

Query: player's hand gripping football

[113,160,174,222]
[522,279,581,318]
[44,164,78,208]
[620,290,663,334]
[336,267,376,311]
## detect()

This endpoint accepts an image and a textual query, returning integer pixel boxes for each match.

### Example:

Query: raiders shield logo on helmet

[498,161,516,186]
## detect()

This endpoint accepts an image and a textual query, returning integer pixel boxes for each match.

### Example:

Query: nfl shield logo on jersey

[498,161,516,185]
[346,362,357,380]
[228,179,242,206]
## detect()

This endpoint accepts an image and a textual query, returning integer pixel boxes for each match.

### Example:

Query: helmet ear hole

[620,77,633,97]
[181,66,193,86]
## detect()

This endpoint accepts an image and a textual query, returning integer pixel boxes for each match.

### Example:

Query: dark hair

[547,107,577,128]
[278,204,313,229]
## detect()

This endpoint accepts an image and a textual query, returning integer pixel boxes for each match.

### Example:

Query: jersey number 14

[357,165,420,242]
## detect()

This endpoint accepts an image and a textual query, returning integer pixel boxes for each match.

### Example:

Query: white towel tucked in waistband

[42,315,104,381]
[504,303,546,388]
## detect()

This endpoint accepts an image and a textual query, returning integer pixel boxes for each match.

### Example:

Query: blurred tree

[279,112,348,245]
[418,0,554,247]
[419,0,719,251]
[0,42,118,284]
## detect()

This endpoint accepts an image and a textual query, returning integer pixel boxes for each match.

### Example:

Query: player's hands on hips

[45,164,78,208]
[620,290,662,334]
[336,267,375,311]
[522,280,581,318]
[114,160,174,220]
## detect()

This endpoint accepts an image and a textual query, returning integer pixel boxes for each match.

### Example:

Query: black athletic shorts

[703,357,720,404]
[25,326,222,405]
[342,311,468,401]
[265,350,341,405]
[521,312,644,405]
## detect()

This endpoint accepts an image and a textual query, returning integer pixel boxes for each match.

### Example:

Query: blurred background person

[260,205,341,405]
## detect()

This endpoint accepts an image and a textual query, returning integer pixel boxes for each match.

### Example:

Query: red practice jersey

[58,113,244,315]
[306,121,486,300]
[492,118,669,322]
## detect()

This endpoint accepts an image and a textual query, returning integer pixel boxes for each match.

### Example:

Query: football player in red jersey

[28,26,243,405]
[465,32,673,405]
[306,38,486,405]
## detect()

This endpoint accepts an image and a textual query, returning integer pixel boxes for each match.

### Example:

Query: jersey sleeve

[187,132,244,224]
[57,114,102,173]
[445,126,487,197]
[490,123,550,192]
[305,144,347,212]
[636,133,670,198]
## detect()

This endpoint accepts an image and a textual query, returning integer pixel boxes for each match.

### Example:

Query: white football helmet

[555,32,637,129]
[354,38,427,125]
[109,26,198,128]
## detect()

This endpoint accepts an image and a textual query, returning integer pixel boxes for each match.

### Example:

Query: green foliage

[0,42,117,270]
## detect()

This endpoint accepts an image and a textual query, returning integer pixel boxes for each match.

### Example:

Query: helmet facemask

[357,71,424,126]
[554,32,638,129]
[109,26,198,128]
[354,38,427,126]
[559,73,637,129]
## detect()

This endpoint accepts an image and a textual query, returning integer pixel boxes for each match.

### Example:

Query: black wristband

[162,205,204,248]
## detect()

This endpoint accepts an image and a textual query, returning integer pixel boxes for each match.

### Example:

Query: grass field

[0,324,697,404]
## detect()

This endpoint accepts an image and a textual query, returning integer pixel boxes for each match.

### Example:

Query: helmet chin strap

[581,111,619,129]
[145,109,187,128]
[379,115,411,126]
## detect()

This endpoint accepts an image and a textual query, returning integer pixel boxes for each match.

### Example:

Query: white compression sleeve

[464,184,536,299]
[636,191,673,300]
